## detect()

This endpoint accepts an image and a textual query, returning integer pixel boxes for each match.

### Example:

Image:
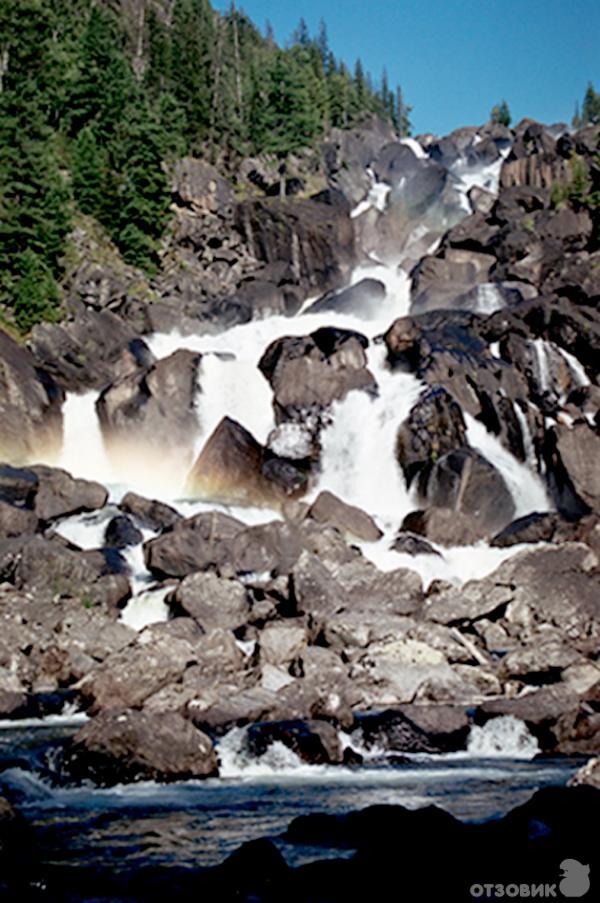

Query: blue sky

[214,0,599,136]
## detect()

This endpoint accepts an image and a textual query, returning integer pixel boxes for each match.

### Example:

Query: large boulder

[322,115,397,205]
[144,510,244,579]
[97,349,203,483]
[174,571,250,631]
[77,621,202,711]
[119,491,181,532]
[554,423,600,514]
[234,196,355,296]
[245,719,343,765]
[186,417,307,507]
[396,387,467,489]
[259,326,375,436]
[304,278,386,318]
[170,157,234,214]
[307,491,382,542]
[30,465,108,521]
[423,448,515,536]
[29,308,149,392]
[63,709,218,785]
[0,330,63,465]
[0,500,38,538]
[13,535,130,610]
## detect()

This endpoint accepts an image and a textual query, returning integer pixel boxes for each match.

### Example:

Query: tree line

[0,0,411,332]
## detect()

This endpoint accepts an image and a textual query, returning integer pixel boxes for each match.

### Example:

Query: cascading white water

[316,344,422,529]
[466,716,540,760]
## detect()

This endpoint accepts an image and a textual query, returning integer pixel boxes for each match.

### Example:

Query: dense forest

[0,0,411,332]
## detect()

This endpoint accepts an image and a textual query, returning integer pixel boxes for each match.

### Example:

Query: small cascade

[350,168,391,219]
[57,392,115,486]
[465,413,550,517]
[316,344,423,531]
[467,716,540,760]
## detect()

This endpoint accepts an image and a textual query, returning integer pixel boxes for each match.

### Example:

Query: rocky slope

[0,114,598,783]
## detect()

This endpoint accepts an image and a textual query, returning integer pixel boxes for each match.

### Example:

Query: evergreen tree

[0,0,71,328]
[317,18,329,64]
[581,82,600,126]
[72,126,111,220]
[490,99,511,127]
[292,17,310,47]
[169,0,214,150]
[12,250,61,333]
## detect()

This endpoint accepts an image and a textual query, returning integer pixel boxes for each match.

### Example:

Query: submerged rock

[245,718,343,765]
[63,710,218,785]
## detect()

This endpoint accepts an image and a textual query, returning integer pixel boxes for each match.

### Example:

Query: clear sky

[214,0,599,136]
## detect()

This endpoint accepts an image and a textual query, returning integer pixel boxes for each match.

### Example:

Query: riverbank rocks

[119,491,181,532]
[63,710,218,785]
[0,330,64,465]
[569,757,600,789]
[144,510,245,579]
[97,349,203,483]
[30,465,108,521]
[174,571,250,631]
[355,705,470,753]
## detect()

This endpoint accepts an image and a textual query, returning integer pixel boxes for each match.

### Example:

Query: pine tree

[317,18,329,64]
[581,82,600,126]
[0,0,71,329]
[490,99,511,127]
[292,17,310,47]
[170,0,215,150]
[12,250,61,333]
[72,126,111,220]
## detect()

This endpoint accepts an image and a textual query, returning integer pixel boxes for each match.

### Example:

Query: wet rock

[104,515,143,549]
[259,327,375,435]
[323,115,396,205]
[304,278,386,318]
[246,719,343,765]
[0,500,38,538]
[401,507,481,547]
[424,448,515,537]
[30,465,108,521]
[144,510,244,579]
[390,531,441,556]
[189,686,281,734]
[63,710,218,785]
[308,491,382,542]
[186,417,307,507]
[491,511,562,547]
[396,387,467,489]
[410,249,497,314]
[119,492,181,533]
[0,330,64,465]
[97,349,202,482]
[555,423,600,514]
[355,705,469,753]
[174,571,250,631]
